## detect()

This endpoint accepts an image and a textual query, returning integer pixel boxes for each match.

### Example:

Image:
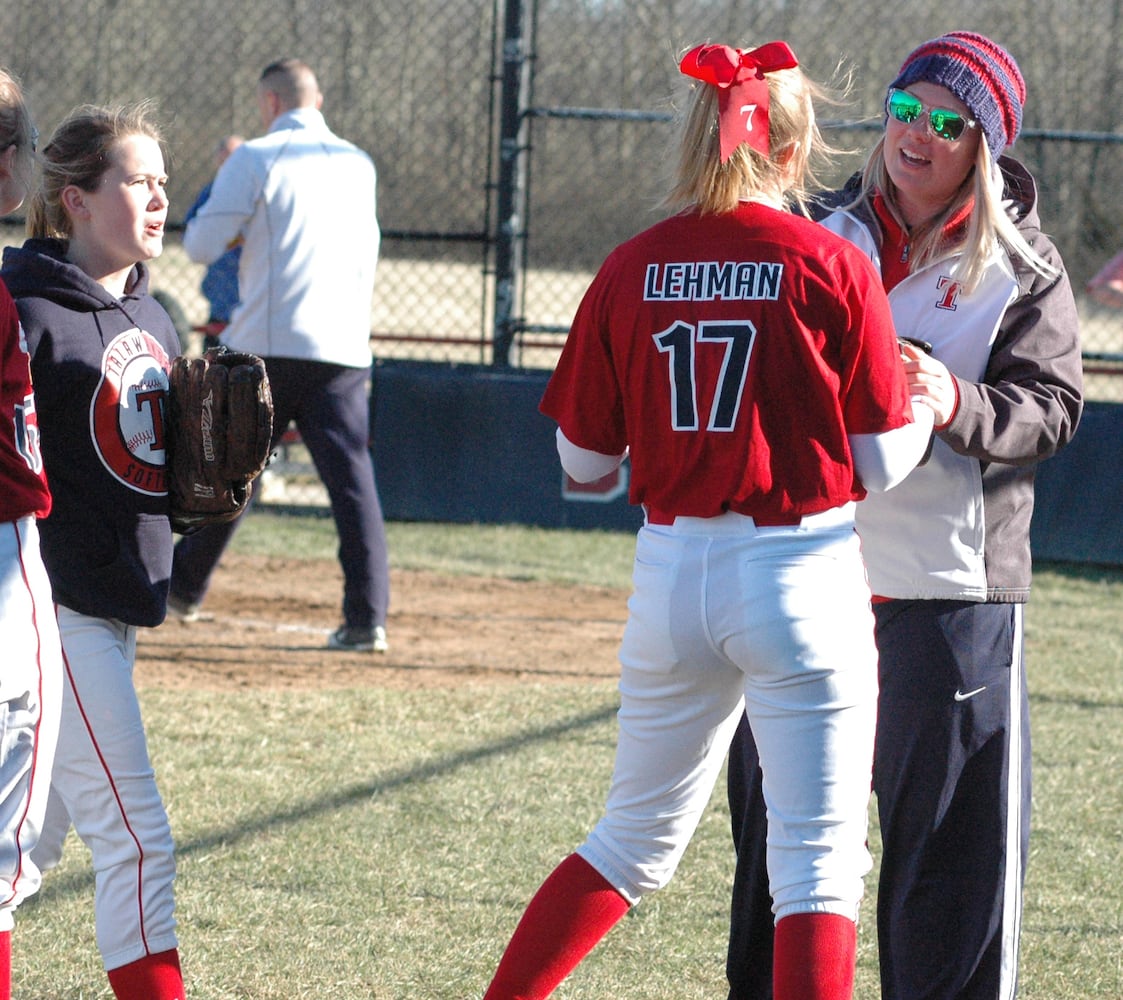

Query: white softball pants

[33,606,178,970]
[577,506,877,921]
[0,517,63,931]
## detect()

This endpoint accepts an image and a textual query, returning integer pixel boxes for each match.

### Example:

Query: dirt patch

[137,552,628,691]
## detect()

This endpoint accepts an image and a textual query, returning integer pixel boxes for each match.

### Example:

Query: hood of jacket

[810,156,1042,253]
[1,237,153,321]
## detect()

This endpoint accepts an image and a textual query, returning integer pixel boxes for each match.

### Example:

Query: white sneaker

[328,625,388,653]
[167,594,200,622]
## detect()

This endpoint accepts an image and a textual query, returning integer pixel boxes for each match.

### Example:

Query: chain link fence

[516,0,1123,397]
[3,0,1123,398]
[3,0,500,367]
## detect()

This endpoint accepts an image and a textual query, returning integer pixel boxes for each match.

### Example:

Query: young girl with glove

[1,102,188,1000]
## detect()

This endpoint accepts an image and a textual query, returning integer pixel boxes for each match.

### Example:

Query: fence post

[492,0,528,367]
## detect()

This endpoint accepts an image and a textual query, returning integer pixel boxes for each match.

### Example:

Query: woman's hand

[900,341,958,427]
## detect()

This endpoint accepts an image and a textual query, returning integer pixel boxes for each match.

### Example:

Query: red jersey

[0,280,50,521]
[540,202,911,523]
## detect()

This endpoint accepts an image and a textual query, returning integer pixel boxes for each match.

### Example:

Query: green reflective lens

[928,109,965,140]
[887,89,922,125]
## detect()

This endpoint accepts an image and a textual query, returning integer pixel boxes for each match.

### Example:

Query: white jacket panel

[821,210,1021,599]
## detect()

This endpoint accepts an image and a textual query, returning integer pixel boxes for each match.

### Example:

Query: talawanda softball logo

[90,329,171,494]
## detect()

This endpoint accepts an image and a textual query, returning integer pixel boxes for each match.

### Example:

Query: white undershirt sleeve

[849,399,936,493]
[555,428,628,483]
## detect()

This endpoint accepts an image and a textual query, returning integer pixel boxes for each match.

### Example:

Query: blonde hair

[664,54,841,217]
[26,101,165,240]
[850,135,1056,292]
[0,66,35,153]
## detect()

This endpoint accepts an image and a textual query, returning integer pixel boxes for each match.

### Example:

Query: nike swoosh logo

[954,686,987,702]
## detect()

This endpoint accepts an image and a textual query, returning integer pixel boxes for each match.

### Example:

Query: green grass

[12,515,1122,998]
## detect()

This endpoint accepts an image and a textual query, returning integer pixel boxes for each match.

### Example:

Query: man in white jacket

[169,58,391,652]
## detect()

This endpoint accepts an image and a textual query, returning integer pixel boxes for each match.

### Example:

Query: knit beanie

[888,31,1025,156]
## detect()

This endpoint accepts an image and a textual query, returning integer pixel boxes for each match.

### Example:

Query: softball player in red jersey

[482,41,933,1000]
[1,104,186,1000]
[0,67,63,1000]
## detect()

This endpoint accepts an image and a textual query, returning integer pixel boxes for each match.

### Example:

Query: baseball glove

[166,346,274,534]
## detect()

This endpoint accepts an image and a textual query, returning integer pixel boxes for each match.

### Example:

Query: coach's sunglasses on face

[886,88,978,142]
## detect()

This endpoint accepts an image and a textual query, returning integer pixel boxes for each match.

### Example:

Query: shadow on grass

[26,700,620,905]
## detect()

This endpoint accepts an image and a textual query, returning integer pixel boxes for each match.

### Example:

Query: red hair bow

[679,41,799,162]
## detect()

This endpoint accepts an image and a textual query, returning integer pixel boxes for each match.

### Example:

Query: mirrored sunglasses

[886,88,978,142]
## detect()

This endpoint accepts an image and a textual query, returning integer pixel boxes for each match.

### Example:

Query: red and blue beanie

[888,31,1025,156]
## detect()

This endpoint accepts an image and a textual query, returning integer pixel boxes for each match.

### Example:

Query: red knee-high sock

[483,853,630,1000]
[0,929,10,1000]
[107,948,185,1000]
[773,912,857,1000]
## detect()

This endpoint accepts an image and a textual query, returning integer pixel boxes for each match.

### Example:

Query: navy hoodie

[1,238,182,627]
